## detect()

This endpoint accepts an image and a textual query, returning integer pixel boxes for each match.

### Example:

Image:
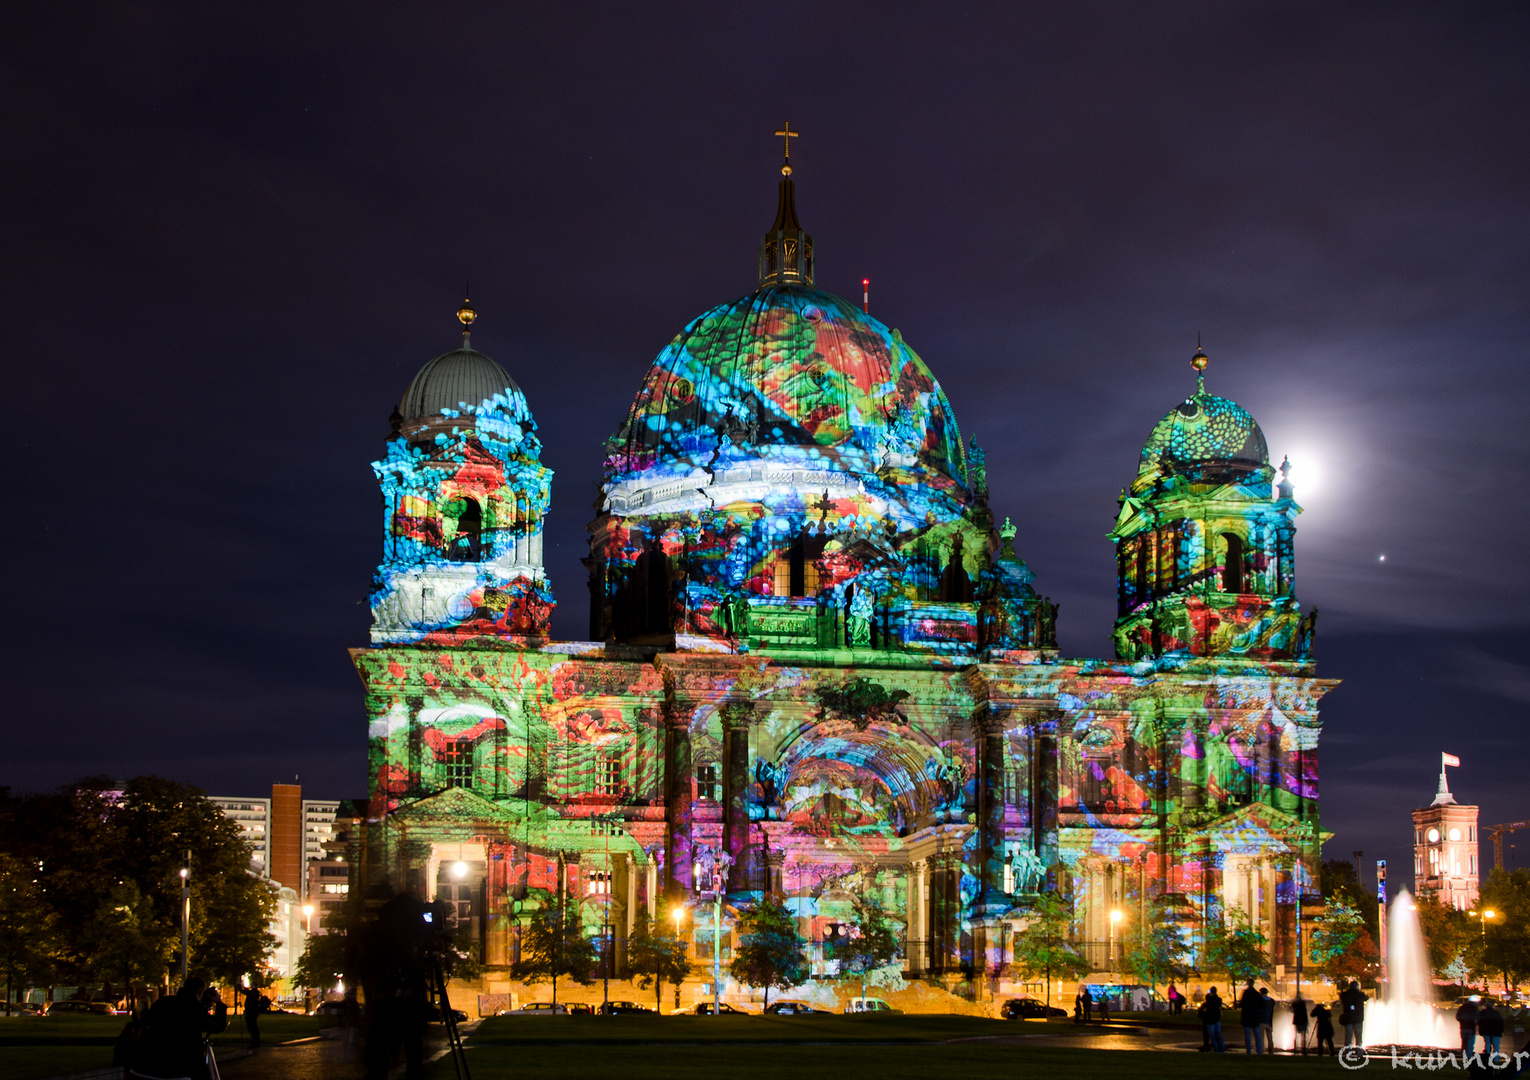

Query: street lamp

[1109,909,1123,970]
[302,904,314,934]
[179,851,191,984]
[1468,909,1497,991]
[672,907,686,1010]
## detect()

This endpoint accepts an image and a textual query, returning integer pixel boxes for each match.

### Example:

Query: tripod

[426,957,471,1080]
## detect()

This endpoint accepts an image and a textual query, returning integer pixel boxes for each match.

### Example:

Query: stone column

[906,861,924,972]
[977,708,1008,911]
[1028,714,1061,875]
[664,702,694,898]
[720,702,754,891]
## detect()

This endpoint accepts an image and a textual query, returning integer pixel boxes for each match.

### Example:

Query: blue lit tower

[368,300,554,644]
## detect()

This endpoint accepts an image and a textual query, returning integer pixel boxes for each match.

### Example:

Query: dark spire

[758,123,814,287]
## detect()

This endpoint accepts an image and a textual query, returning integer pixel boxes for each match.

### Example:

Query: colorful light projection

[1111,355,1313,662]
[368,324,555,646]
[587,278,1055,658]
[354,166,1333,995]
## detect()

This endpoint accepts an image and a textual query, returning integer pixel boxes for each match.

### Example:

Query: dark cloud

[2,3,1526,883]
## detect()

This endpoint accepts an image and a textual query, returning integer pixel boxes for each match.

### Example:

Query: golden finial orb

[1190,347,1209,372]
[457,297,476,327]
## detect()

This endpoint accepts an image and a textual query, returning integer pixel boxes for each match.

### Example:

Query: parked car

[46,1000,115,1016]
[1,1001,44,1016]
[500,1002,569,1015]
[1002,997,1068,1019]
[598,1001,657,1015]
[425,1003,470,1023]
[843,998,901,1015]
[763,1001,827,1015]
[568,1003,594,1015]
[671,1002,750,1015]
[311,1000,347,1016]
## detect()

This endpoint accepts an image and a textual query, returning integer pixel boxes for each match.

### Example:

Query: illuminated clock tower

[1412,753,1479,911]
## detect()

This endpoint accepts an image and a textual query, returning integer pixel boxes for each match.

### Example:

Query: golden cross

[774,122,801,161]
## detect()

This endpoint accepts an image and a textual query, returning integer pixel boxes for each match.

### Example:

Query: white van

[843,998,901,1014]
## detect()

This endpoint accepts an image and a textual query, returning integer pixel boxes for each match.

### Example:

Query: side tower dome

[369,300,554,644]
[1110,347,1312,663]
[586,145,1056,658]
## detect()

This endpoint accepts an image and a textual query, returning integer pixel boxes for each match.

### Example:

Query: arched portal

[772,720,951,838]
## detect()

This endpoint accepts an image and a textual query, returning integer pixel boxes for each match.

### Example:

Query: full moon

[1282,453,1320,497]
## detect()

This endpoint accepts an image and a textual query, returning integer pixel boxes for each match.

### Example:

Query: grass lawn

[437,1015,1348,1080]
[435,1040,1348,1080]
[0,1011,333,1079]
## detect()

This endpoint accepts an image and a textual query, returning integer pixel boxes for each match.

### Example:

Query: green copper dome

[1134,385,1268,489]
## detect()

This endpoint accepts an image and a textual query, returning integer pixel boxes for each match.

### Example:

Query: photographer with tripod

[128,976,228,1080]
[357,891,471,1080]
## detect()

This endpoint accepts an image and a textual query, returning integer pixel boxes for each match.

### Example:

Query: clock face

[1427,827,1441,843]
[1448,827,1462,842]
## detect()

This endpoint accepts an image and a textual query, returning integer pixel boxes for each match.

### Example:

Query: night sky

[4,4,1527,890]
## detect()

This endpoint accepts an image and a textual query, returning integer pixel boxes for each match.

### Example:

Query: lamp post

[1108,909,1123,971]
[302,904,314,934]
[672,907,686,1010]
[1468,908,1496,991]
[179,850,191,984]
[709,851,733,1017]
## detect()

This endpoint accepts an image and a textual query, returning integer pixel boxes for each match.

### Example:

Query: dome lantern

[758,123,813,287]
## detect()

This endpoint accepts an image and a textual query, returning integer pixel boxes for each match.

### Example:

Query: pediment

[392,786,522,825]
[1189,801,1316,854]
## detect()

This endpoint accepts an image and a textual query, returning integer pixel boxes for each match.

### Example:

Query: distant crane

[1488,821,1530,870]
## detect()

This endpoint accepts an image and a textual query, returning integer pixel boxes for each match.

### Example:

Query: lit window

[587,870,612,895]
[600,753,622,796]
[441,740,474,789]
[697,764,720,801]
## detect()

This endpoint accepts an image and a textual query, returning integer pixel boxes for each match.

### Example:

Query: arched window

[939,537,974,602]
[774,532,825,597]
[628,541,671,637]
[1221,533,1244,593]
[447,500,482,562]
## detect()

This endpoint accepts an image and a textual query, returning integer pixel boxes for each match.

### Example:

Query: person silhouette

[129,977,228,1080]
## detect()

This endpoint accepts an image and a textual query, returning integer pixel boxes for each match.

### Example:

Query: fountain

[1362,889,1456,1048]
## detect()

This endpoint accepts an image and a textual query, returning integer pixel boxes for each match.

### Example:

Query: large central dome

[608,282,967,486]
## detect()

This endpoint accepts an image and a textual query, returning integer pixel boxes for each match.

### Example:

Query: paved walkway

[213,1029,459,1080]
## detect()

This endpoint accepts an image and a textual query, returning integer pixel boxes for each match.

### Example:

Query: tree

[78,881,175,996]
[1321,859,1380,941]
[833,896,901,1005]
[627,911,693,1012]
[510,902,597,1006]
[1310,896,1377,984]
[295,931,348,993]
[728,895,806,1010]
[1413,896,1472,980]
[0,777,277,989]
[1009,892,1090,1009]
[1203,909,1269,988]
[1478,868,1530,991]
[0,853,58,1006]
[1121,902,1189,996]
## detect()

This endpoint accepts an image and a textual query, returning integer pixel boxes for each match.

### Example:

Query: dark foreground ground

[8,1011,1521,1080]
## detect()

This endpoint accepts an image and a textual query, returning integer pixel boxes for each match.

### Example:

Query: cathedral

[351,142,1336,997]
